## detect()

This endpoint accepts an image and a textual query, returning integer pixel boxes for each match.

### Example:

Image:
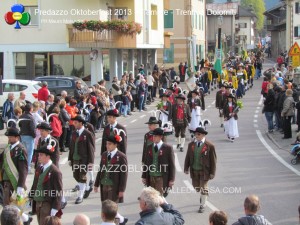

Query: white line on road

[207,105,211,108]
[211,100,215,105]
[174,153,183,172]
[140,115,146,118]
[130,119,137,123]
[256,107,261,110]
[183,180,220,211]
[256,130,300,176]
[60,157,68,165]
[258,96,263,105]
[253,120,257,123]
[254,115,258,118]
[255,110,259,114]
[96,138,102,143]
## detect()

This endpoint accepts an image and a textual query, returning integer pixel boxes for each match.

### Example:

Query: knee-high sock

[21,213,29,222]
[180,138,185,148]
[88,171,94,182]
[78,183,86,198]
[176,137,181,145]
[61,195,66,203]
[116,212,124,223]
[200,194,208,207]
[220,116,224,125]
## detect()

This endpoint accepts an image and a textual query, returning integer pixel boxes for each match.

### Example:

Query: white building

[0,0,165,84]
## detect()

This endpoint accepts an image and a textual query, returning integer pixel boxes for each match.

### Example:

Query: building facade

[157,0,206,70]
[0,0,165,85]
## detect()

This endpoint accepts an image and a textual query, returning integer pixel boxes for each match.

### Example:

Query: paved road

[4,59,300,225]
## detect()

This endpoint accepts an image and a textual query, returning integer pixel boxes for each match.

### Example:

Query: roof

[238,6,257,18]
[264,1,285,14]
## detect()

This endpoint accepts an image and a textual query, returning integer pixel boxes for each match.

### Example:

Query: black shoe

[28,211,35,216]
[180,147,184,152]
[23,217,33,225]
[83,188,93,199]
[120,218,128,225]
[198,205,205,213]
[176,144,180,149]
[72,185,80,192]
[61,201,67,209]
[75,197,83,204]
[220,124,223,128]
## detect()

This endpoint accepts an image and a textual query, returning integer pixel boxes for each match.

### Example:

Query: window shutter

[296,2,299,14]
[294,26,298,37]
[164,10,174,29]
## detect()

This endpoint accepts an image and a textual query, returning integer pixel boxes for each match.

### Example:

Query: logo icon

[4,4,31,29]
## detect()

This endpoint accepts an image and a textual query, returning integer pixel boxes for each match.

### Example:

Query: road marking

[258,95,263,105]
[254,124,258,128]
[256,130,300,176]
[140,115,146,118]
[130,119,137,123]
[255,110,259,114]
[211,100,215,105]
[96,138,102,143]
[207,105,211,108]
[60,157,68,165]
[183,180,220,211]
[174,153,183,172]
[254,115,258,118]
[253,120,257,123]
[256,107,260,110]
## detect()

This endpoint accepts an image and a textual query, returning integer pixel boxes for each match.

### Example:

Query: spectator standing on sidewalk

[281,89,295,139]
[14,91,26,111]
[263,85,275,133]
[38,81,50,102]
[147,71,155,102]
[209,211,228,225]
[2,93,15,125]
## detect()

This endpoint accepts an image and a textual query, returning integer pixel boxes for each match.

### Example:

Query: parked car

[34,76,89,97]
[0,79,41,110]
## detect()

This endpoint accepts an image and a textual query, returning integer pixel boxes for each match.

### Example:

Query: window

[45,80,57,88]
[151,4,158,30]
[296,2,300,14]
[164,10,174,28]
[202,15,204,31]
[3,83,27,92]
[163,43,174,63]
[18,0,38,26]
[109,7,129,20]
[239,23,247,28]
[294,26,300,37]
[57,80,72,88]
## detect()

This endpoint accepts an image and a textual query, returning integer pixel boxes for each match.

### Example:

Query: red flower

[115,135,122,143]
[113,109,119,114]
[43,172,51,184]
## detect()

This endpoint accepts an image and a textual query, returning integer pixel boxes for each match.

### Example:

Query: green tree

[241,0,266,31]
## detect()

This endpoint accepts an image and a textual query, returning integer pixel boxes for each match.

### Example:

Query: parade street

[12,60,298,225]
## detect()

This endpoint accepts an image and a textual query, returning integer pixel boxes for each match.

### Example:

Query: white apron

[224,117,239,138]
[189,106,201,131]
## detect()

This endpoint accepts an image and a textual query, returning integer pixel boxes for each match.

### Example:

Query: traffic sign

[288,42,300,56]
[291,55,300,67]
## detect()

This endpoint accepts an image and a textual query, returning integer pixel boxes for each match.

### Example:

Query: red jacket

[50,115,62,137]
[38,86,50,102]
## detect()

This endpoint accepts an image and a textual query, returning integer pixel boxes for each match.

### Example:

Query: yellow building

[157,0,206,70]
[0,0,165,84]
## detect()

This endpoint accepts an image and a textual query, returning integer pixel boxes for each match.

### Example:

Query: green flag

[214,43,222,75]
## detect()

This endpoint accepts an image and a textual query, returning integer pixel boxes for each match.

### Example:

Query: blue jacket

[2,99,14,122]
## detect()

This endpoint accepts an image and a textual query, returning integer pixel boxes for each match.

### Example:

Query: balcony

[67,25,137,49]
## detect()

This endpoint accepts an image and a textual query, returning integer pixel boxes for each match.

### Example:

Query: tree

[241,0,266,31]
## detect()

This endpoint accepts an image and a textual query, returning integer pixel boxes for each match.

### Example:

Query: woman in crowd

[223,94,239,142]
[263,83,275,133]
[281,89,295,139]
[59,100,70,152]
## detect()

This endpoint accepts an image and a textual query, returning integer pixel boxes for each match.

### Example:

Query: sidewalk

[266,124,298,152]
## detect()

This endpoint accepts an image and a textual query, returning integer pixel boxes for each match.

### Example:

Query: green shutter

[164,10,174,28]
[163,43,174,63]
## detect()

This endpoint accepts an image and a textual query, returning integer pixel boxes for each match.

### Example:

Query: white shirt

[32,112,44,126]
[41,160,52,172]
[109,122,118,130]
[147,75,155,86]
[10,141,20,150]
[108,148,118,159]
[41,134,51,143]
[154,140,163,150]
[195,137,205,146]
[77,126,85,136]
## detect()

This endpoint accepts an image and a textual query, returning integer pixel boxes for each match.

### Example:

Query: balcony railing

[67,25,137,49]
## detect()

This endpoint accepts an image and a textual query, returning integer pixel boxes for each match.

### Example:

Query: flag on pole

[214,43,222,75]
